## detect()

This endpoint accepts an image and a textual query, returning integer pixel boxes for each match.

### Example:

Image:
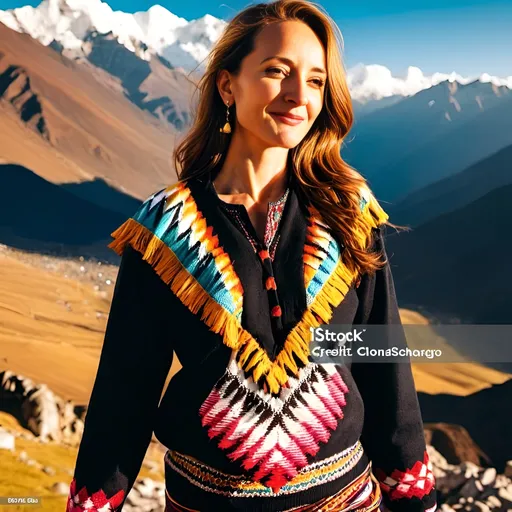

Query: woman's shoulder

[357,183,389,230]
[130,180,197,227]
[107,181,187,257]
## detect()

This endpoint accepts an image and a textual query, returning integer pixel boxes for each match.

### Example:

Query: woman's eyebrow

[260,55,327,75]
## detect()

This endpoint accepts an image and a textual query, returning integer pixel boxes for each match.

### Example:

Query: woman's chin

[269,132,305,148]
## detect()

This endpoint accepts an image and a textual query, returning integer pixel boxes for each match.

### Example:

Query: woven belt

[165,459,382,512]
[164,440,364,498]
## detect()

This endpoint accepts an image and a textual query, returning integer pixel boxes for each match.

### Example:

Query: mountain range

[1,0,510,102]
[0,1,511,327]
[342,80,512,203]
[0,21,179,199]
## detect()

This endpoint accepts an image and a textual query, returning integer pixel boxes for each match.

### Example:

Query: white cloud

[346,63,512,102]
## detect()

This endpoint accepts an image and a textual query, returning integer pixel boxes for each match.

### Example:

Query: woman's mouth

[270,113,304,126]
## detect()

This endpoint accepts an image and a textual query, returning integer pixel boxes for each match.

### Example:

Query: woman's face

[222,20,327,149]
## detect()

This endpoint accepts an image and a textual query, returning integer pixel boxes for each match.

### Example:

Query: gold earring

[220,100,232,134]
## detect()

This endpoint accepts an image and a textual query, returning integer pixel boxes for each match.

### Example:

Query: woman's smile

[270,112,305,126]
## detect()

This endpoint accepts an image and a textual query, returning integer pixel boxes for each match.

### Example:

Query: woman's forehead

[251,22,326,66]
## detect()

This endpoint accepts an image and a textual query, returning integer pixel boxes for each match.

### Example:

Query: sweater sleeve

[351,225,437,512]
[66,244,175,511]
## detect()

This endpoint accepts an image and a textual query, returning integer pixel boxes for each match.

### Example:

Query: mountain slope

[0,23,177,199]
[0,163,138,262]
[370,87,512,203]
[388,144,512,227]
[387,184,512,325]
[80,29,193,130]
[0,0,227,72]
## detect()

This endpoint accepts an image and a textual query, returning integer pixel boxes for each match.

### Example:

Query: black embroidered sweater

[66,172,437,512]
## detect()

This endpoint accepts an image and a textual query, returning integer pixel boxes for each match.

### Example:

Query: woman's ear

[216,69,233,105]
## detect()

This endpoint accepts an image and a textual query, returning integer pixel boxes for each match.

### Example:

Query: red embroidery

[266,277,277,290]
[271,305,282,317]
[374,451,435,501]
[67,478,125,511]
[264,189,289,248]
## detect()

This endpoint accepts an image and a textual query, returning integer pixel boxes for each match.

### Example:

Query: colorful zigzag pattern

[199,351,351,493]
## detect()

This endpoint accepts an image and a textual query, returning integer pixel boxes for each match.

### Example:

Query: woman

[66,1,437,511]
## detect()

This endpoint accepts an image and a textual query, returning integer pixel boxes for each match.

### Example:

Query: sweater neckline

[202,168,293,208]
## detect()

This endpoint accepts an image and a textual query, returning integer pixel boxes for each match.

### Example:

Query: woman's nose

[284,77,309,106]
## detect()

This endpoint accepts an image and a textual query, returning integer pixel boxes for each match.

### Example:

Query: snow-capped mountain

[1,0,511,101]
[0,0,226,69]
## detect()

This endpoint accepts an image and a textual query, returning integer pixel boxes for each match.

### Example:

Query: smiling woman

[66,1,437,512]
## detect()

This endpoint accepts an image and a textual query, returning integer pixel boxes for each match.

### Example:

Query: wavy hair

[173,0,406,277]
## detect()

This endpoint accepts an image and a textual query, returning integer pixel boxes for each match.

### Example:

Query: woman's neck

[213,135,290,205]
[213,167,289,206]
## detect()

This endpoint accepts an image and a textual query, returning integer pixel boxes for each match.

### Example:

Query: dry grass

[0,411,165,511]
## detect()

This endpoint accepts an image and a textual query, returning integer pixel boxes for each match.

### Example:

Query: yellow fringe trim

[108,215,355,394]
[349,187,390,253]
[237,233,357,393]
[108,218,250,352]
[107,185,387,396]
[362,188,389,229]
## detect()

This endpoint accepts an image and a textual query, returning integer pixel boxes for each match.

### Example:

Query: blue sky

[1,0,511,77]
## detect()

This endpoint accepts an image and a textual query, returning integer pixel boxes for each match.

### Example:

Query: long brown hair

[173,0,406,277]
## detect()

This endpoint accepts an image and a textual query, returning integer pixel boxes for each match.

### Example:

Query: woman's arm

[351,226,437,512]
[66,244,175,511]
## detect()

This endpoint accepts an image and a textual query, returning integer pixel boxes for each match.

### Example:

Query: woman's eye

[266,67,285,75]
[266,68,325,88]
[311,78,325,87]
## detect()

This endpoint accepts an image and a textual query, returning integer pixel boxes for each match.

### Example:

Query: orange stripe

[259,249,270,260]
[266,277,277,290]
[165,489,200,512]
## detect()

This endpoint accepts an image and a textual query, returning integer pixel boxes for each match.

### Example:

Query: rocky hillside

[0,22,178,200]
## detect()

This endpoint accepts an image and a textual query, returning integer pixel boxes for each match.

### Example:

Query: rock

[51,482,70,495]
[74,405,88,422]
[428,445,512,512]
[498,484,512,502]
[480,468,496,486]
[424,423,491,467]
[125,477,165,512]
[494,475,510,488]
[125,490,144,506]
[1,370,14,388]
[0,427,15,451]
[22,384,62,442]
[505,461,512,479]
[0,370,88,446]
[137,478,156,498]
